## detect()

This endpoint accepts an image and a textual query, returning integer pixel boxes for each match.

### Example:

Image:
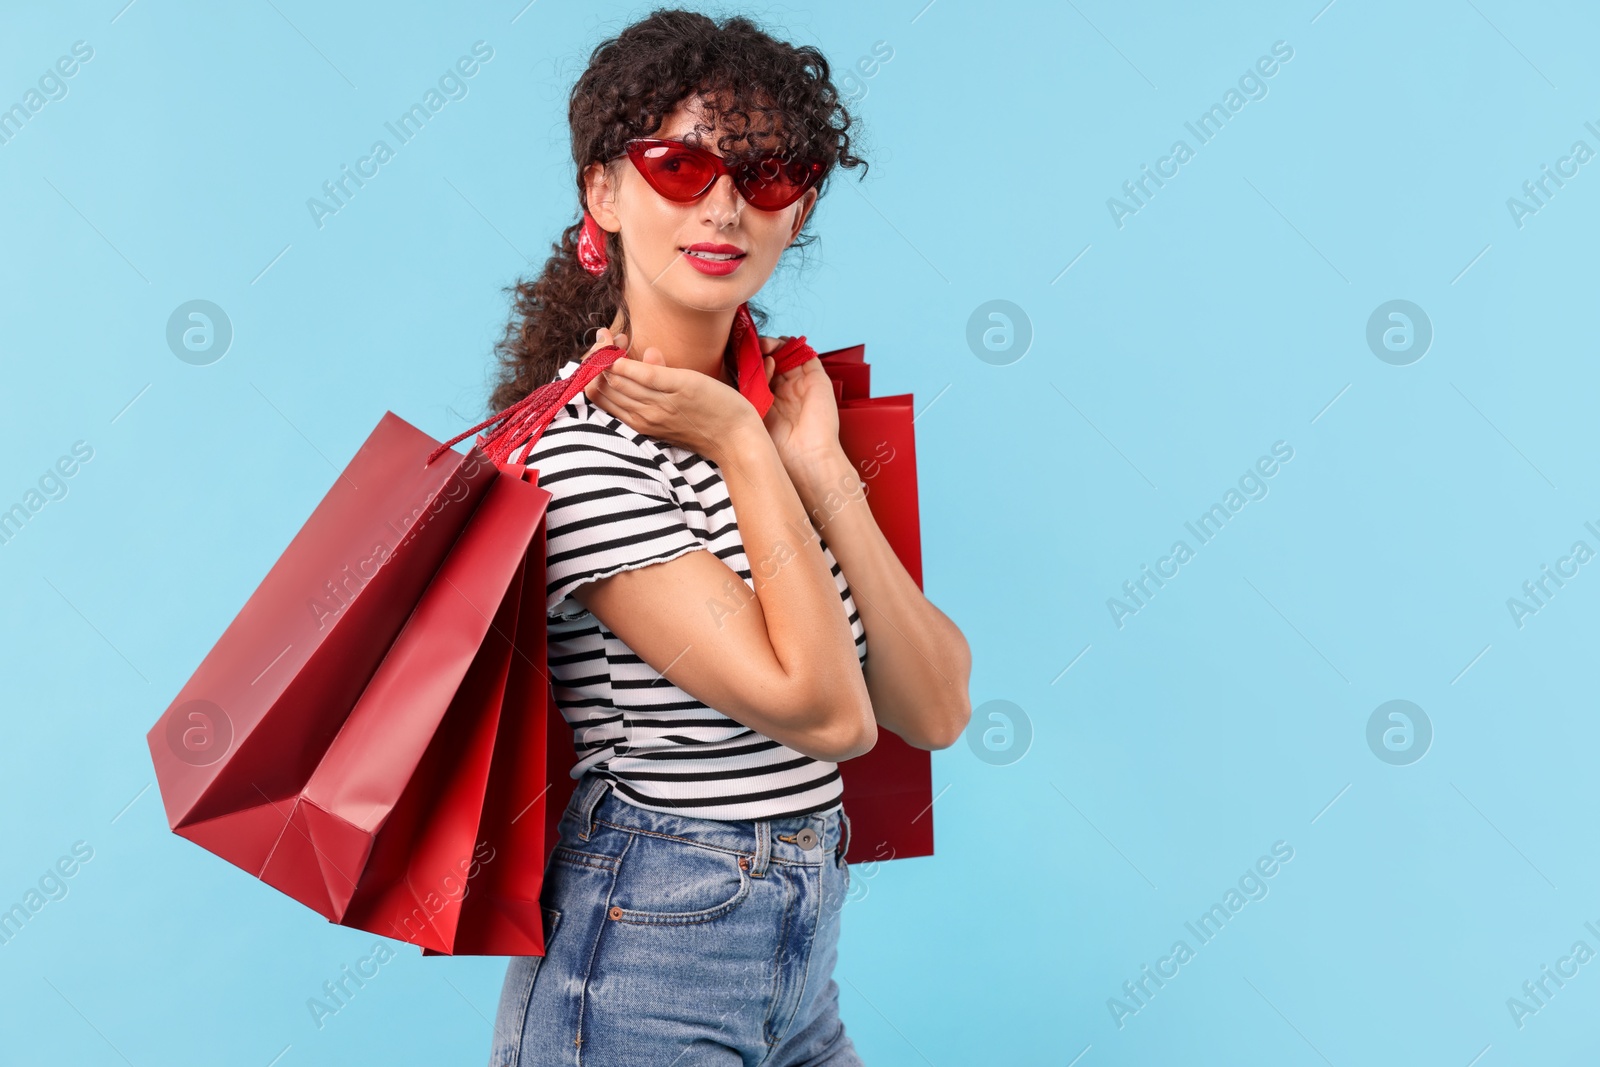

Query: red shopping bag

[812,343,933,864]
[324,462,554,954]
[146,414,566,956]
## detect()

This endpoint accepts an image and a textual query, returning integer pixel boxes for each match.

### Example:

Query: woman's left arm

[785,445,973,751]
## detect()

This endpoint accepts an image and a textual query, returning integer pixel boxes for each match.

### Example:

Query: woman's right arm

[566,349,876,763]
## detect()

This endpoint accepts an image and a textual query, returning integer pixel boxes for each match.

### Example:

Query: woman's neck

[609,292,737,387]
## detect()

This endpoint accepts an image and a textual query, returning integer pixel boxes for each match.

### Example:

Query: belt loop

[835,809,852,861]
[751,819,771,877]
[575,774,612,841]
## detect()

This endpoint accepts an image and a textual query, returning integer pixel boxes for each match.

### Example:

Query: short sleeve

[526,410,705,620]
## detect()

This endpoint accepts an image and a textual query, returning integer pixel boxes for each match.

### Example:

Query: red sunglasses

[615,137,825,211]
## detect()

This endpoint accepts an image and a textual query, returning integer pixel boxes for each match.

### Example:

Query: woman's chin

[665,279,765,315]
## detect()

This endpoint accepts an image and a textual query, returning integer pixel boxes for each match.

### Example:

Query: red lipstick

[681,242,746,276]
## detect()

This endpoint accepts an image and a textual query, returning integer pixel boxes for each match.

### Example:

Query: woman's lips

[681,243,746,276]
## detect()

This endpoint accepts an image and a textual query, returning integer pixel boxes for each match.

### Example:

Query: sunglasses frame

[613,137,826,212]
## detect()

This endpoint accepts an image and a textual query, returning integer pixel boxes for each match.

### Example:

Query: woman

[486,11,972,1065]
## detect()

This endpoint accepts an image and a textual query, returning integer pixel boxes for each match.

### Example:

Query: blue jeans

[489,773,863,1065]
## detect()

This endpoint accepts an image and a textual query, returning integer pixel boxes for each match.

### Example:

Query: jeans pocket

[607,833,751,926]
[549,811,622,873]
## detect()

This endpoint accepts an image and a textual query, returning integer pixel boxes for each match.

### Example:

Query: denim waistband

[563,773,852,869]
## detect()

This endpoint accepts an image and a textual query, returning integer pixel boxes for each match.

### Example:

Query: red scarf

[726,302,816,419]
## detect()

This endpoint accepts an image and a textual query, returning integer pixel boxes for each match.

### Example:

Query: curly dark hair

[483,8,868,417]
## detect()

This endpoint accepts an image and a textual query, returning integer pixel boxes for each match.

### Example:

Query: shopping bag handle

[427,344,630,468]
[427,334,817,469]
[767,335,816,375]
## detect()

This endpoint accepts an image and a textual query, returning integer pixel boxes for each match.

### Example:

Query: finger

[596,365,657,403]
[586,370,638,415]
[602,351,674,390]
[763,355,774,382]
[593,377,650,425]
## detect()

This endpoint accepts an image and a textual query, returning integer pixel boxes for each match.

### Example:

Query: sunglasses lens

[627,140,822,209]
[739,158,820,210]
[633,143,717,201]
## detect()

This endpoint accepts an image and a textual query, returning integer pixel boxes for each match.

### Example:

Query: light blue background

[2,0,1595,1063]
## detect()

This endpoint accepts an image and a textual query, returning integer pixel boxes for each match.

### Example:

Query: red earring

[577,211,609,276]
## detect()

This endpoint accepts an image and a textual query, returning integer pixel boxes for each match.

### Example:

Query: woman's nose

[700,173,744,227]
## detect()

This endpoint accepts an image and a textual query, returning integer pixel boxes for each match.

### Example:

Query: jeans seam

[551,846,619,873]
[760,871,797,1048]
[783,865,828,1050]
[575,828,630,1065]
[592,817,757,860]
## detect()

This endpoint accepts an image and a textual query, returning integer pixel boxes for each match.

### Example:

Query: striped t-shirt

[523,358,868,821]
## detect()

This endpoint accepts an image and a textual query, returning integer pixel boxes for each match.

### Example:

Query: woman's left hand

[759,335,842,470]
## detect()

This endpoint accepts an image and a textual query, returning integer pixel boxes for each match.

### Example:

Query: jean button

[795,828,819,849]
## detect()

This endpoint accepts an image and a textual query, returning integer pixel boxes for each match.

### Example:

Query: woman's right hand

[581,327,761,460]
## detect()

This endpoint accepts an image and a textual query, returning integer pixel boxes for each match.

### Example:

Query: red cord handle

[426,344,628,468]
[768,334,816,377]
[425,335,817,469]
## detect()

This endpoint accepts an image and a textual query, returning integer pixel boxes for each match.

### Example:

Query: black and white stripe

[524,361,868,822]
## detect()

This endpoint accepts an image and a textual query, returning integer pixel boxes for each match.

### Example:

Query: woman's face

[585,96,819,315]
